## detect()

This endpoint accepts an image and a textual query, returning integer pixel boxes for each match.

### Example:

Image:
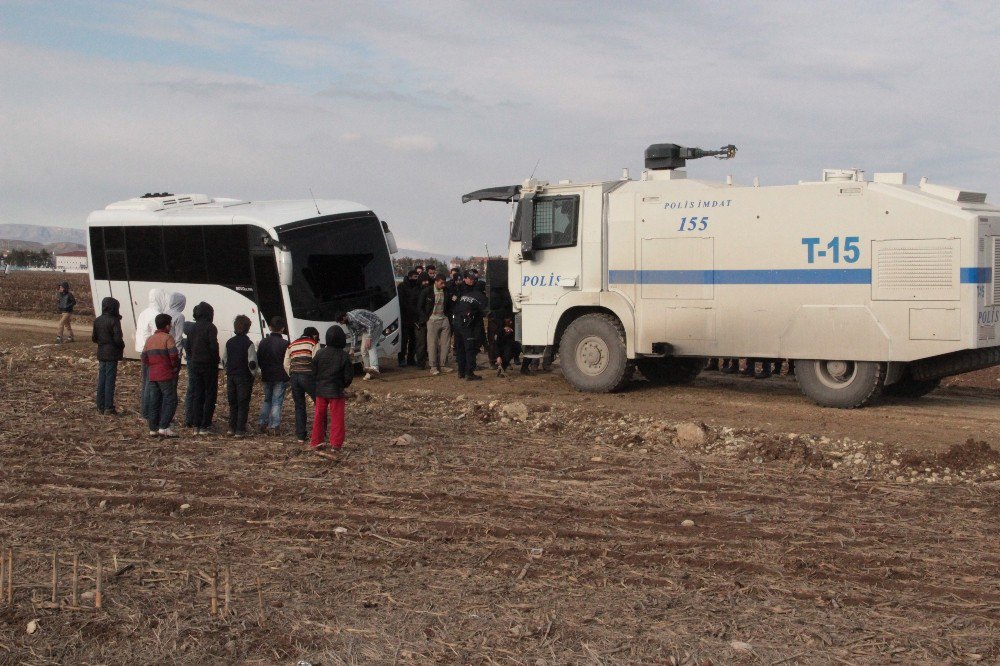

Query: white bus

[86,193,401,359]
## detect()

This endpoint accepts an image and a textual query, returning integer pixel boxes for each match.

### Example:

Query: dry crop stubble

[1,274,1000,663]
[0,333,998,664]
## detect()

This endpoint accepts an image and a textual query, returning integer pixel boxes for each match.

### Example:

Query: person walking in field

[141,313,181,437]
[186,302,220,435]
[336,309,384,379]
[284,326,320,444]
[91,296,125,415]
[55,281,77,343]
[135,288,170,419]
[257,316,290,435]
[222,314,259,438]
[310,325,354,451]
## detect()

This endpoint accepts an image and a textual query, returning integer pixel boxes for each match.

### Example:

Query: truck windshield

[279,213,395,320]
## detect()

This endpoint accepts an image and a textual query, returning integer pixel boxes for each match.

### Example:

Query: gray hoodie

[134,288,170,353]
[166,292,187,348]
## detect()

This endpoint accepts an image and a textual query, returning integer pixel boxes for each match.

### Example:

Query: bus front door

[252,253,286,336]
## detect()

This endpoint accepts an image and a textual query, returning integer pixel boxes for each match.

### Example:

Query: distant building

[56,250,88,273]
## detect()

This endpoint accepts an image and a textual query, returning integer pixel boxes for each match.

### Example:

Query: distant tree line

[391,255,498,277]
[3,249,54,268]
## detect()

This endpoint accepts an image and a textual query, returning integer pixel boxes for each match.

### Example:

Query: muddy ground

[0,316,998,665]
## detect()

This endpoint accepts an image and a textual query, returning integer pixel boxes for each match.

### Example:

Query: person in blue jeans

[256,316,290,435]
[91,296,125,414]
[283,326,320,443]
[141,314,181,437]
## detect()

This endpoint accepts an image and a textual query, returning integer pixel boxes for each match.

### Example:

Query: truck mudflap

[909,347,1000,382]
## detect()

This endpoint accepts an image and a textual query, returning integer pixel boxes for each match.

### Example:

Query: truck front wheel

[559,313,633,392]
[796,360,885,408]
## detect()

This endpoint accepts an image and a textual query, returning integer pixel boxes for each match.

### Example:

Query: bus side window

[103,227,128,280]
[125,226,166,282]
[90,227,107,280]
[163,226,208,284]
[204,225,252,286]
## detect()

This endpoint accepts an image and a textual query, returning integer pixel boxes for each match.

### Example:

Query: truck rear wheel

[560,313,633,392]
[795,360,885,408]
[637,357,703,384]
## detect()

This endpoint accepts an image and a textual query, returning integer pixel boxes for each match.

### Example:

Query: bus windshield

[279,213,395,320]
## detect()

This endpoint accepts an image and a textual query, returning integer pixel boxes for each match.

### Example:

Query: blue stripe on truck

[608,267,992,285]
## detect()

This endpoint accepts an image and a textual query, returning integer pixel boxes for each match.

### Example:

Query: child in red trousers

[310,325,354,449]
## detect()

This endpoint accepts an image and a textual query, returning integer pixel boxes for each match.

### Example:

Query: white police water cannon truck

[462,143,1000,408]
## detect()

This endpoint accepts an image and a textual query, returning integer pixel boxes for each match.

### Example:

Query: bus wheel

[883,375,941,399]
[796,360,885,408]
[560,313,633,392]
[637,357,703,385]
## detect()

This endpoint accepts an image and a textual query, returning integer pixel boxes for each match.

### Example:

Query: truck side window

[532,196,579,250]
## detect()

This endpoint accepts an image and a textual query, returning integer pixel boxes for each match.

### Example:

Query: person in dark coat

[182,319,196,426]
[412,273,431,368]
[493,317,519,375]
[91,296,124,414]
[222,315,259,438]
[257,315,290,435]
[396,270,420,367]
[310,326,354,450]
[452,271,488,381]
[418,274,454,375]
[186,302,220,435]
[56,281,77,343]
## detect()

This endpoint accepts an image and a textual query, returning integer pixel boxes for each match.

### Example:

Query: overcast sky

[1,1,998,255]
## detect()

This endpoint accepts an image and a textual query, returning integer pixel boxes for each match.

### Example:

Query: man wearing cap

[451,271,488,381]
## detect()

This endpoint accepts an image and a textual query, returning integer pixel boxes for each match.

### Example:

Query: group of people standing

[73,263,527,452]
[396,264,496,381]
[86,287,364,451]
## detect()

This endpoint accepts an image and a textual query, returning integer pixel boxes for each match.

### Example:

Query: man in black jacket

[418,274,454,375]
[452,271,488,381]
[91,296,124,414]
[257,316,291,435]
[186,302,220,435]
[56,281,77,343]
[397,271,419,367]
[412,273,431,368]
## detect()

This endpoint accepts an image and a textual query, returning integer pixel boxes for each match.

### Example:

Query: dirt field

[2,274,1000,664]
[0,272,94,319]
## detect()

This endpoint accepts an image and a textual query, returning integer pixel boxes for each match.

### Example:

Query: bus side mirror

[278,249,293,286]
[381,220,398,254]
[518,196,535,261]
[384,230,398,255]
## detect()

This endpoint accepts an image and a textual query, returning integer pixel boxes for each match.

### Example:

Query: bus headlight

[383,319,399,336]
